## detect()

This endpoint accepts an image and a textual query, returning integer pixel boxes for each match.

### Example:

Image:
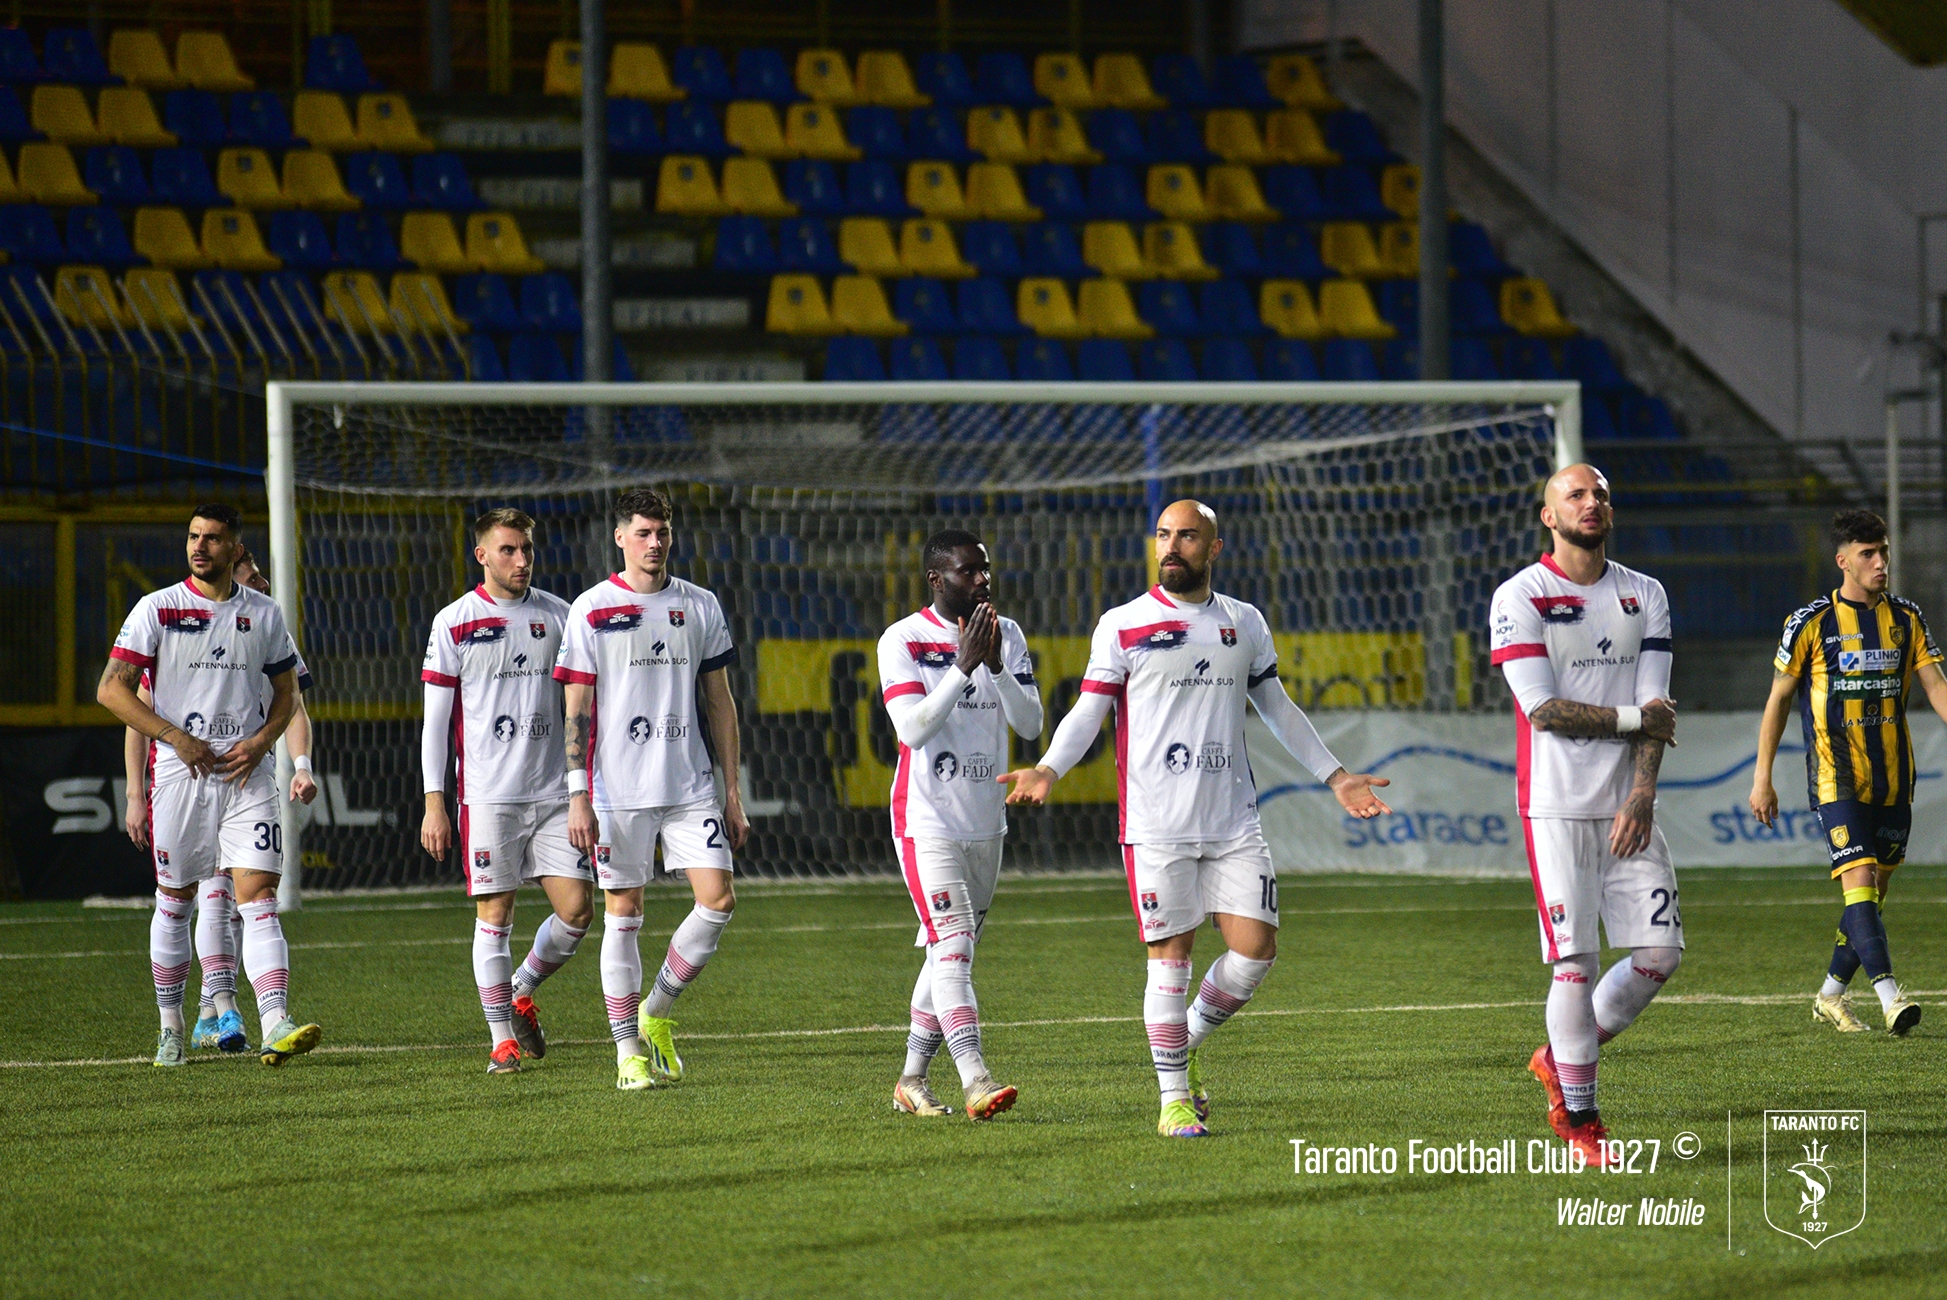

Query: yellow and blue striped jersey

[1775,590,1942,807]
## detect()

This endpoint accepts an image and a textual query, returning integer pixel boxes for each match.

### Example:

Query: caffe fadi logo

[1764,1110,1865,1248]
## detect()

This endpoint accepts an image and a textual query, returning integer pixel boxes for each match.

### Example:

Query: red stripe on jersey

[156,606,214,627]
[452,682,466,805]
[1489,643,1548,664]
[1148,585,1177,608]
[1114,686,1130,842]
[110,646,156,668]
[1079,678,1123,696]
[585,605,644,631]
[907,641,957,659]
[607,574,633,590]
[421,669,459,687]
[1118,620,1193,650]
[1122,845,1142,925]
[449,616,509,644]
[900,837,938,943]
[553,667,596,684]
[1538,552,1607,583]
[890,742,912,840]
[883,681,924,701]
[1520,815,1559,963]
[1513,699,1532,817]
[920,606,947,628]
[1529,595,1586,621]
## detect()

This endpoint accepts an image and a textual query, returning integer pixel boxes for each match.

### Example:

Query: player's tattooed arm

[1611,737,1665,857]
[562,682,599,853]
[1530,697,1676,742]
[96,657,218,775]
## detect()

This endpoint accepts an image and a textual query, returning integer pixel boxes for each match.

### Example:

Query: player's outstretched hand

[1328,770,1392,819]
[1610,791,1654,858]
[1748,778,1779,829]
[125,791,149,848]
[1641,698,1677,745]
[169,731,218,778]
[998,765,1055,806]
[957,604,999,676]
[290,769,318,805]
[567,795,601,855]
[420,801,451,860]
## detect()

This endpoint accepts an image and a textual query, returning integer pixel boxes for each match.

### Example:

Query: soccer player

[1489,464,1680,1166]
[421,508,595,1076]
[1750,509,1941,1036]
[555,487,745,1091]
[879,529,1043,1121]
[998,500,1391,1138]
[97,504,321,1068]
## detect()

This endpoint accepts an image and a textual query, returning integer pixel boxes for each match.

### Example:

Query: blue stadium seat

[65,212,138,280]
[671,47,735,101]
[305,35,383,92]
[952,335,1012,380]
[1323,111,1390,163]
[1264,338,1320,381]
[713,215,778,273]
[823,337,886,381]
[1450,220,1513,276]
[266,211,340,269]
[1209,56,1278,109]
[0,207,64,265]
[450,273,522,330]
[1088,108,1149,165]
[0,29,47,84]
[1259,167,1331,221]
[843,161,913,217]
[1504,337,1562,380]
[733,48,802,103]
[888,335,950,380]
[1320,337,1380,381]
[150,148,224,207]
[974,52,1043,107]
[162,91,226,149]
[1015,337,1074,382]
[959,222,1022,278]
[608,100,664,157]
[189,269,266,331]
[844,106,906,160]
[1200,280,1266,336]
[907,107,978,163]
[506,332,570,381]
[229,92,302,148]
[956,277,1025,334]
[911,52,975,108]
[1619,393,1682,440]
[410,154,485,211]
[1146,110,1214,165]
[1451,335,1504,381]
[1137,337,1198,381]
[571,336,636,381]
[1020,222,1087,276]
[1380,337,1419,381]
[519,273,582,332]
[1077,338,1134,381]
[0,87,42,143]
[1565,336,1629,392]
[1581,395,1621,441]
[1203,223,1262,277]
[1373,279,1416,336]
[343,152,413,209]
[776,217,845,273]
[1085,165,1155,221]
[1024,164,1088,221]
[464,333,507,381]
[894,278,957,334]
[43,28,119,86]
[1261,224,1330,279]
[782,160,847,216]
[1200,337,1260,381]
[1321,166,1391,220]
[1452,278,1511,335]
[83,147,149,205]
[665,102,733,158]
[1150,55,1212,109]
[334,211,408,271]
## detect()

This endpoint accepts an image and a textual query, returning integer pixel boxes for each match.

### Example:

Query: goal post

[265,379,1581,905]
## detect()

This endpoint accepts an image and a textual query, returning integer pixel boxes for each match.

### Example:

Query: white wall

[1241,0,1938,447]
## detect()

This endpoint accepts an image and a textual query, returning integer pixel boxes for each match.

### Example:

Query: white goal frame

[264,379,1582,905]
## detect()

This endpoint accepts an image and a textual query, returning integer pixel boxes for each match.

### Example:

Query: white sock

[473,918,515,1047]
[1592,947,1680,1044]
[195,876,238,1017]
[904,948,943,1078]
[1546,954,1600,1113]
[150,891,192,1033]
[601,913,645,1061]
[1145,959,1192,1103]
[929,931,987,1089]
[1872,974,1903,1012]
[238,897,291,1031]
[1186,951,1273,1051]
[513,914,587,997]
[641,904,731,1019]
[1819,975,1848,998]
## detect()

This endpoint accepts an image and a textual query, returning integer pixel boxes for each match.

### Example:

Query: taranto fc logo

[1764,1110,1865,1248]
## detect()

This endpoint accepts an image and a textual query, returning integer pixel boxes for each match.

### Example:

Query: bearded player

[1490,464,1680,1167]
[999,500,1391,1138]
[556,487,746,1091]
[421,508,595,1076]
[879,530,1043,1121]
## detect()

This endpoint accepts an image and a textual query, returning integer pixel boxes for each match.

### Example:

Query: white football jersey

[422,584,571,806]
[553,574,736,811]
[142,652,310,781]
[877,606,1035,840]
[1078,585,1280,844]
[111,579,300,786]
[1489,555,1673,819]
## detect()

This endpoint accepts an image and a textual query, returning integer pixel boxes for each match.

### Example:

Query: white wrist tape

[567,769,589,795]
[292,755,312,772]
[1614,705,1642,735]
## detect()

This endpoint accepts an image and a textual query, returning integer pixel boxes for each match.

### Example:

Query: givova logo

[1764,1110,1865,1248]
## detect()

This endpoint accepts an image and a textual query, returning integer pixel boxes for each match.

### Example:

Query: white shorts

[897,836,1004,946]
[461,800,590,896]
[1522,817,1684,962]
[148,768,281,890]
[1123,830,1279,943]
[594,799,732,890]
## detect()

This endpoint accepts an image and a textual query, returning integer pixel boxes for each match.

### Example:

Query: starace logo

[1764,1110,1865,1248]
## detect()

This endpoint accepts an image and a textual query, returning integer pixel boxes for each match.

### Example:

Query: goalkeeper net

[269,381,1574,892]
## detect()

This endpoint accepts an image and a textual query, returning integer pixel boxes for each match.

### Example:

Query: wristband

[293,755,312,773]
[567,770,589,795]
[1614,705,1642,735]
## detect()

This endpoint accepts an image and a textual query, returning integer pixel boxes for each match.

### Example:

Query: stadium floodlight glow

[266,379,1581,905]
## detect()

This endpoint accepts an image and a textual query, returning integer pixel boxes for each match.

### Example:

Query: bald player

[1489,464,1680,1167]
[999,500,1392,1138]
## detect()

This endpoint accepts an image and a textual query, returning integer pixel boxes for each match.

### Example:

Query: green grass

[3,867,1945,1299]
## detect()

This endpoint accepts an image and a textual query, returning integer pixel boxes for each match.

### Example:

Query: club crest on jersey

[596,846,611,865]
[669,608,686,627]
[1618,595,1641,616]
[474,849,491,869]
[155,849,169,867]
[1220,627,1237,646]
[1141,891,1159,913]
[589,606,643,632]
[1548,902,1566,925]
[1120,620,1193,652]
[530,621,546,639]
[159,607,212,634]
[931,890,951,912]
[235,615,252,633]
[1829,825,1850,849]
[909,642,956,667]
[1530,595,1587,625]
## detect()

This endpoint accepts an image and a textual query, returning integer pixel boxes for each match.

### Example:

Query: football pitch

[3,867,1943,1299]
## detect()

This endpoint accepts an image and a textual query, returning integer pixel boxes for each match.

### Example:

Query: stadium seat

[726,101,792,159]
[392,272,466,335]
[1318,279,1395,339]
[857,51,930,108]
[31,87,109,147]
[82,146,149,204]
[1146,222,1216,282]
[1378,221,1419,277]
[906,162,971,219]
[900,219,975,278]
[150,147,222,206]
[278,91,349,150]
[0,87,40,144]
[44,29,118,86]
[287,150,362,211]
[450,272,522,330]
[19,144,96,204]
[1034,54,1099,110]
[571,335,637,382]
[411,153,484,211]
[466,213,546,274]
[543,40,582,96]
[1146,165,1210,222]
[1263,337,1320,380]
[1079,278,1153,339]
[0,31,44,90]
[1565,336,1629,391]
[838,217,903,276]
[1020,222,1087,276]
[1450,220,1513,275]
[1324,111,1390,164]
[1451,335,1504,381]
[216,148,288,207]
[1077,338,1135,381]
[1028,108,1099,165]
[656,156,730,216]
[832,274,906,336]
[968,107,1034,164]
[609,43,685,102]
[1137,280,1202,336]
[1452,277,1511,335]
[911,52,975,108]
[265,210,340,269]
[161,89,225,147]
[1260,166,1331,221]
[358,94,432,151]
[506,332,570,381]
[608,99,665,157]
[0,206,65,264]
[786,104,858,161]
[952,335,1011,381]
[201,209,280,270]
[1015,337,1074,381]
[132,207,209,269]
[959,221,1021,278]
[844,106,906,160]
[1088,108,1148,165]
[907,106,978,164]
[464,332,507,380]
[1374,279,1417,336]
[177,32,254,92]
[305,35,383,92]
[1083,221,1154,279]
[1147,110,1214,165]
[336,211,408,270]
[1322,166,1392,221]
[1267,54,1339,111]
[823,336,885,380]
[1201,223,1262,278]
[775,220,843,274]
[54,265,133,328]
[722,157,798,217]
[98,88,175,147]
[1380,164,1420,219]
[1208,166,1279,222]
[671,46,735,101]
[796,49,861,105]
[1023,164,1088,221]
[1504,336,1563,381]
[956,277,1025,334]
[666,101,733,157]
[323,270,396,330]
[1200,336,1259,381]
[837,160,913,217]
[1200,279,1266,336]
[1150,54,1213,110]
[733,48,800,103]
[1016,278,1090,338]
[967,163,1041,220]
[66,207,139,269]
[123,266,194,331]
[1581,394,1621,441]
[892,277,956,334]
[713,215,778,273]
[1094,54,1166,110]
[1136,337,1197,380]
[771,160,837,215]
[1502,277,1577,337]
[1379,336,1418,381]
[1266,109,1338,165]
[1319,337,1379,381]
[974,53,1042,108]
[342,151,412,209]
[108,30,183,89]
[1319,223,1386,277]
[1205,110,1270,165]
[1087,164,1154,221]
[1619,393,1683,440]
[519,272,580,331]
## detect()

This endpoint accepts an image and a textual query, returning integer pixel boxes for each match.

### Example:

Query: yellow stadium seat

[899,219,976,279]
[0,151,19,203]
[655,156,731,216]
[216,148,290,208]
[200,209,281,271]
[97,87,176,147]
[31,87,110,147]
[1266,54,1339,111]
[1094,53,1166,109]
[857,51,929,108]
[1378,221,1418,277]
[544,41,583,97]
[1263,109,1337,165]
[176,31,254,92]
[832,274,908,336]
[1078,277,1154,339]
[323,271,396,332]
[400,211,473,273]
[1207,165,1279,222]
[293,91,361,150]
[1318,278,1396,339]
[1381,164,1420,220]
[967,107,1035,164]
[766,274,839,334]
[55,265,133,328]
[786,104,859,161]
[1259,280,1326,340]
[283,150,360,212]
[906,162,972,219]
[722,157,797,217]
[1016,278,1092,339]
[1146,165,1210,222]
[109,30,185,90]
[1027,107,1100,165]
[1502,277,1578,337]
[391,273,468,334]
[1083,221,1154,280]
[838,218,904,276]
[123,268,194,331]
[796,49,862,105]
[357,94,435,151]
[132,207,211,270]
[466,212,547,273]
[966,162,1041,221]
[1144,222,1219,281]
[1034,54,1100,109]
[1319,222,1386,277]
[610,43,685,101]
[1205,110,1270,165]
[18,144,96,204]
[726,102,794,159]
